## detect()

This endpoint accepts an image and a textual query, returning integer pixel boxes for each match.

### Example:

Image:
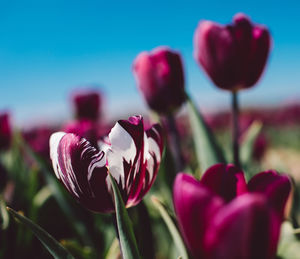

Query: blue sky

[1,0,300,125]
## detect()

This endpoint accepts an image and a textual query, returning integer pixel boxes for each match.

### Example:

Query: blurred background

[1,0,300,126]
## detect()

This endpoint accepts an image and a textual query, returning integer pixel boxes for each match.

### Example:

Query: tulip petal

[205,193,280,259]
[194,21,238,89]
[173,173,224,258]
[0,113,12,151]
[50,132,112,212]
[106,116,147,207]
[248,170,292,218]
[138,124,164,199]
[200,163,247,202]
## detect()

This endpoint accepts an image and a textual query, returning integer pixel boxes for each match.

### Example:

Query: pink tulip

[173,164,291,258]
[133,47,185,114]
[62,119,99,147]
[23,126,56,161]
[0,112,12,151]
[50,116,164,213]
[194,13,271,91]
[72,89,102,121]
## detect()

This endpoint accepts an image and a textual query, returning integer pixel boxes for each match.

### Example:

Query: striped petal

[137,123,164,200]
[50,132,112,213]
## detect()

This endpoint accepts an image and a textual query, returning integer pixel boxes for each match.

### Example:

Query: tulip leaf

[108,173,141,259]
[151,196,188,259]
[105,238,121,259]
[277,221,300,258]
[7,207,74,259]
[240,121,262,167]
[186,95,226,174]
[0,197,9,230]
[20,138,93,245]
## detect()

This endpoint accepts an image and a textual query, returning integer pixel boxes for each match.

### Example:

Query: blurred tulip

[72,90,102,121]
[0,162,8,190]
[173,164,291,258]
[50,116,164,213]
[252,133,268,161]
[23,126,56,161]
[62,119,99,147]
[133,47,185,114]
[194,13,271,91]
[0,112,12,151]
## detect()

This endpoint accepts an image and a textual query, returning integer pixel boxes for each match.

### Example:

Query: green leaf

[0,197,9,230]
[105,238,121,259]
[151,196,188,259]
[240,121,262,167]
[277,221,300,259]
[60,239,95,259]
[108,173,141,259]
[186,95,226,174]
[7,207,74,259]
[20,138,93,245]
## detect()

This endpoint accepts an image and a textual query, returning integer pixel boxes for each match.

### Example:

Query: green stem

[232,91,240,168]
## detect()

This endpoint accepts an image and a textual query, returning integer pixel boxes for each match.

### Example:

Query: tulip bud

[72,90,102,121]
[194,13,271,91]
[133,47,186,114]
[0,113,12,151]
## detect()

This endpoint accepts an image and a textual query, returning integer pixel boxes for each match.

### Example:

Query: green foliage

[152,196,189,259]
[186,95,227,175]
[109,173,141,259]
[7,207,74,259]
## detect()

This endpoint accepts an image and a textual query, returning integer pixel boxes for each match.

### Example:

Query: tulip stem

[166,114,184,172]
[232,91,241,168]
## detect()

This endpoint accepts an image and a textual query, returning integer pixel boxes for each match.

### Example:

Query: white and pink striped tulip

[50,115,164,213]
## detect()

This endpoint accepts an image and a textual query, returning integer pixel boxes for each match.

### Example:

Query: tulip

[194,13,271,167]
[50,116,163,213]
[173,164,291,258]
[133,47,185,114]
[23,126,56,161]
[0,112,12,151]
[72,89,102,121]
[194,13,271,91]
[62,119,99,147]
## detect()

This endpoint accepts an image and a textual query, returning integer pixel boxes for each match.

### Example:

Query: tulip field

[1,13,300,259]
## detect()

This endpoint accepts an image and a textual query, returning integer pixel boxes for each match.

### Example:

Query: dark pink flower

[194,13,271,91]
[0,112,12,151]
[62,119,99,147]
[133,47,185,114]
[72,90,102,121]
[173,164,291,258]
[23,126,56,161]
[50,116,164,213]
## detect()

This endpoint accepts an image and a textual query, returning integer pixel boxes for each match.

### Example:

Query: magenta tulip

[0,113,12,151]
[72,90,101,121]
[133,47,185,114]
[50,116,164,213]
[173,164,291,258]
[194,13,271,91]
[23,126,56,161]
[62,119,99,147]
